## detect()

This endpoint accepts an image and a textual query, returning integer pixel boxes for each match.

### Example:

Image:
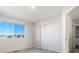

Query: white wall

[0,16,34,52]
[34,16,62,52]
[66,15,73,52]
[61,14,73,52]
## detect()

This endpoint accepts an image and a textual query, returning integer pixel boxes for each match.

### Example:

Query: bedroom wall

[0,16,34,52]
[66,15,73,52]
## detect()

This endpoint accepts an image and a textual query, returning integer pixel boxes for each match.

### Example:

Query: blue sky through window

[0,21,24,36]
[15,23,24,35]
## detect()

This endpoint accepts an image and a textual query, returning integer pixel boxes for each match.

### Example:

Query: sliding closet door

[47,24,61,52]
[40,24,62,52]
[40,25,48,50]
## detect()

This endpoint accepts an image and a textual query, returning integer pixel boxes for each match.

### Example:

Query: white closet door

[40,24,61,52]
[40,25,48,50]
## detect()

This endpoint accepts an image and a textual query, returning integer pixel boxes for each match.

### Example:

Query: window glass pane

[14,24,24,38]
[6,22,14,38]
[0,21,7,36]
[0,21,14,39]
[0,21,3,37]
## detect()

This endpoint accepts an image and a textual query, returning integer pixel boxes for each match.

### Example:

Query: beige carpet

[72,48,79,53]
[8,48,56,53]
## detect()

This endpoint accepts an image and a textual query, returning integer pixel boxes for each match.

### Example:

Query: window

[0,21,24,39]
[14,24,24,39]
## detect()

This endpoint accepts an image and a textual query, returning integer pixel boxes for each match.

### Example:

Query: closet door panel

[47,24,61,52]
[41,25,48,50]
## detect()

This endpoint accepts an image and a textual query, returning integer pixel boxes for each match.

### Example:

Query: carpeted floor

[8,48,56,53]
[72,48,79,53]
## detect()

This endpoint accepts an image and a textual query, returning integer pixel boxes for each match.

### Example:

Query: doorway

[75,26,79,48]
[68,7,79,52]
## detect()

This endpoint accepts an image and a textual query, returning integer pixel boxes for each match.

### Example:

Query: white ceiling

[0,6,64,22]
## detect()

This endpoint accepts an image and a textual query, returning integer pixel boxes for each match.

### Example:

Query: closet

[40,23,62,52]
